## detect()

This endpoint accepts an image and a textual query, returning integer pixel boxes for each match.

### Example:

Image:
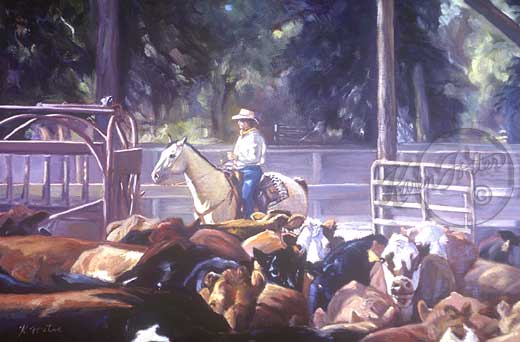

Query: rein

[190,170,238,223]
[194,187,235,223]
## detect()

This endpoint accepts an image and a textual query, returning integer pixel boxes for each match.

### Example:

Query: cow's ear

[20,211,50,229]
[251,261,266,294]
[496,300,511,319]
[203,272,221,290]
[351,310,363,323]
[417,300,432,322]
[461,302,472,318]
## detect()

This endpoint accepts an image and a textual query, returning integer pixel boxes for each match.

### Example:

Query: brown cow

[189,229,251,263]
[415,254,456,309]
[462,258,520,304]
[201,263,308,332]
[361,301,473,342]
[196,212,299,241]
[0,235,146,287]
[0,205,49,236]
[445,229,478,290]
[201,265,266,331]
[422,291,499,340]
[312,281,399,334]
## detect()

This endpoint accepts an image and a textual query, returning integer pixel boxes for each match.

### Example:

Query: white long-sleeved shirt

[233,128,266,169]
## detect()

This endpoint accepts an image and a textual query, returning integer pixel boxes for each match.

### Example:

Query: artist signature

[17,324,63,338]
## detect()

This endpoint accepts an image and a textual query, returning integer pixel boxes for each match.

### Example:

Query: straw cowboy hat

[231,108,259,124]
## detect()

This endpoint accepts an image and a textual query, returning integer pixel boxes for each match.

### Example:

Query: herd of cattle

[1,205,520,341]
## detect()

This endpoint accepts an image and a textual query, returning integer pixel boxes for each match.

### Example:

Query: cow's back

[462,258,520,304]
[416,254,456,308]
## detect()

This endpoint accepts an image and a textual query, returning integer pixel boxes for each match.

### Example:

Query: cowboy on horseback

[227,108,267,218]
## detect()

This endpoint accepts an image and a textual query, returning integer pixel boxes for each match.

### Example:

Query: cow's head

[0,206,50,236]
[403,222,448,258]
[380,233,429,311]
[152,136,188,184]
[418,300,474,341]
[201,265,265,331]
[253,241,306,291]
[496,300,520,335]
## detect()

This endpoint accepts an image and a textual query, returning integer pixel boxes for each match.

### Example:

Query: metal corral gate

[370,159,476,241]
[0,103,142,239]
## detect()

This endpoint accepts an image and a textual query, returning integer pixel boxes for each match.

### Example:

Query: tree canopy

[0,0,518,144]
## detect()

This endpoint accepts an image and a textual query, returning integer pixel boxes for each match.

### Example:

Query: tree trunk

[210,71,225,140]
[376,0,397,160]
[95,0,120,104]
[464,0,520,48]
[412,63,430,142]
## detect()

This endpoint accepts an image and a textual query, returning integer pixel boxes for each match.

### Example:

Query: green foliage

[0,0,95,105]
[139,117,218,144]
[439,0,520,130]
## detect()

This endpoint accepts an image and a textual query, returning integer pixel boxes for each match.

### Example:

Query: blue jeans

[239,166,262,218]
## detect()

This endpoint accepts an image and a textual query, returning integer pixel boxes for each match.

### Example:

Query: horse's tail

[293,177,308,195]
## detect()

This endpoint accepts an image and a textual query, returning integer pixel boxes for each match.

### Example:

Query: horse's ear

[167,134,173,144]
[177,136,187,146]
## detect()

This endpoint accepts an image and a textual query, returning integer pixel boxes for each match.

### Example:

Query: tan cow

[200,263,308,332]
[488,300,520,341]
[421,291,499,340]
[0,235,146,286]
[106,214,160,242]
[312,281,399,334]
[361,301,473,342]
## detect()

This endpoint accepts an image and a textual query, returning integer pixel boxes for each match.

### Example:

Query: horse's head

[152,136,188,184]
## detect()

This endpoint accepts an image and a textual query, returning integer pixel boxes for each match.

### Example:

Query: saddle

[223,170,289,217]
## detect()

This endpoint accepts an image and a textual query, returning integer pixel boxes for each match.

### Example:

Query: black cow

[253,246,306,291]
[0,287,230,342]
[307,234,388,314]
[480,230,520,267]
[116,242,242,293]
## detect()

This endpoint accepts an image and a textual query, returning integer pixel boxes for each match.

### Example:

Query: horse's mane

[166,140,219,171]
[185,142,219,171]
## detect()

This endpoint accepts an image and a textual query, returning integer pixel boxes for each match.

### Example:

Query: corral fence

[370,159,477,241]
[0,103,142,239]
[138,144,519,241]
